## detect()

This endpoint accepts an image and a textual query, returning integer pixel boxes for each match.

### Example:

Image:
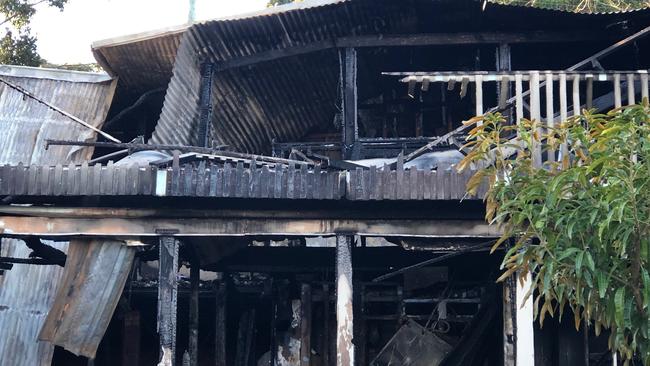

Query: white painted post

[614,74,622,108]
[572,75,581,117]
[530,71,542,167]
[336,235,354,366]
[475,74,484,118]
[545,72,555,163]
[627,73,636,105]
[516,272,535,366]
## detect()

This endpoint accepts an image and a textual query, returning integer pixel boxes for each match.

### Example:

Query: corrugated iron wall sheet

[0,67,116,165]
[0,65,116,366]
[151,0,418,154]
[39,240,136,358]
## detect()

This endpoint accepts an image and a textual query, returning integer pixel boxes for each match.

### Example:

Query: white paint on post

[627,73,636,105]
[572,75,581,117]
[475,74,484,120]
[559,73,568,165]
[529,71,542,167]
[155,169,168,196]
[515,73,523,126]
[641,72,649,101]
[614,74,622,108]
[545,72,555,163]
[516,272,535,366]
[336,235,354,366]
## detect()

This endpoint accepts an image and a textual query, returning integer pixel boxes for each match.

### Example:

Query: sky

[31,0,268,64]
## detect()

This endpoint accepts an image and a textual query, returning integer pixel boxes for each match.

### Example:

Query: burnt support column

[215,276,227,366]
[189,253,200,366]
[341,47,358,160]
[503,276,515,366]
[336,235,354,366]
[322,284,331,366]
[198,62,215,148]
[300,284,312,366]
[158,236,179,366]
[516,273,535,365]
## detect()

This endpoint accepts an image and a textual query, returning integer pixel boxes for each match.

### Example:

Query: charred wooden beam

[215,278,227,366]
[122,310,141,366]
[341,47,358,160]
[300,284,312,366]
[189,252,200,366]
[235,310,256,366]
[336,235,354,366]
[21,237,66,266]
[45,139,227,155]
[158,236,179,366]
[322,284,331,366]
[215,31,621,72]
[198,63,215,148]
[0,216,501,238]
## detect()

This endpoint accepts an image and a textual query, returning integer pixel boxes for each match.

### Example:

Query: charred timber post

[157,236,179,366]
[198,63,215,148]
[341,47,359,160]
[300,284,312,366]
[189,252,200,366]
[214,278,227,366]
[336,235,354,365]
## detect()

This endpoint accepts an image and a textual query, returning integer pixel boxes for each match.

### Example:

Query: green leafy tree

[0,0,68,66]
[267,0,297,6]
[459,104,650,364]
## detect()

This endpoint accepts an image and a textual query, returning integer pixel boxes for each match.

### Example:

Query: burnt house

[1,0,650,365]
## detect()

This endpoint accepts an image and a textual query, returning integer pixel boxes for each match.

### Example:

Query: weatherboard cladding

[0,65,115,366]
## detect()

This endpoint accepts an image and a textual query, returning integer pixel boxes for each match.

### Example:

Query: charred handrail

[45,139,228,155]
[396,23,650,163]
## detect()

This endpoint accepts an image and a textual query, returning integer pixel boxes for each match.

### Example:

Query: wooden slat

[627,73,636,105]
[475,74,483,119]
[614,73,622,108]
[585,75,593,109]
[572,74,581,116]
[545,72,555,163]
[515,73,524,125]
[642,72,649,100]
[529,71,542,167]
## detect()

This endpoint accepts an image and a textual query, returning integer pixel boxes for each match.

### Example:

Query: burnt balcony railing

[0,160,485,201]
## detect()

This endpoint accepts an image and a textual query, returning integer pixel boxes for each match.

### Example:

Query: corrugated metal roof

[39,240,136,358]
[0,65,116,366]
[488,0,650,14]
[92,0,650,154]
[151,0,419,153]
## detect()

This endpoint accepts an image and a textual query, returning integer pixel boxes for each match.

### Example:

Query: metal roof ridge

[91,0,349,50]
[0,65,112,83]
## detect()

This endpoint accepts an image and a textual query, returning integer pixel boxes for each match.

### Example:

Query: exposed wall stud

[336,235,354,366]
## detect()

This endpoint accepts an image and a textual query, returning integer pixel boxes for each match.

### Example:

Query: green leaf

[597,272,609,299]
[616,287,625,327]
[575,251,584,275]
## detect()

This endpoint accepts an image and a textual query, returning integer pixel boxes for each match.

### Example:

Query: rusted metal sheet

[39,240,136,358]
[0,240,67,366]
[0,65,115,366]
[372,320,453,366]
